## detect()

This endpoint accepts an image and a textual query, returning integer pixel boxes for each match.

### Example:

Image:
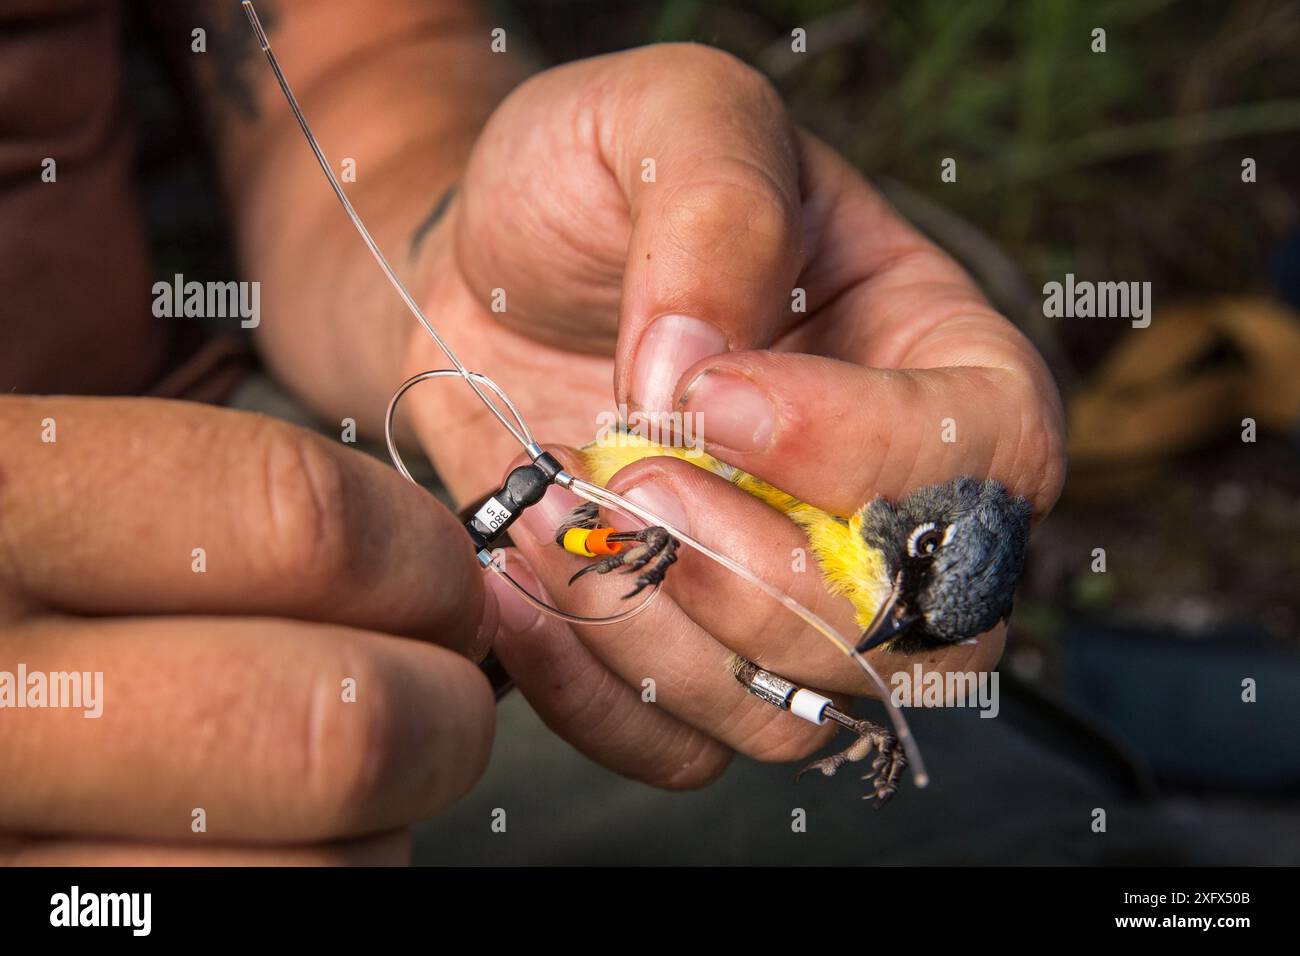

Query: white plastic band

[790,688,831,725]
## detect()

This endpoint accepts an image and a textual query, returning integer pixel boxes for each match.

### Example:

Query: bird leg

[554,503,679,599]
[796,712,907,809]
[730,656,906,808]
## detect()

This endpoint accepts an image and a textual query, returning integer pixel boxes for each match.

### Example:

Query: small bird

[554,430,1032,806]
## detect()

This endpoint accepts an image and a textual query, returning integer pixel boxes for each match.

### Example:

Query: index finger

[600,45,805,416]
[0,396,492,658]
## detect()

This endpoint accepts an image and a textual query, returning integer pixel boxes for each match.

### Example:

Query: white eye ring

[907,522,938,556]
[907,521,953,557]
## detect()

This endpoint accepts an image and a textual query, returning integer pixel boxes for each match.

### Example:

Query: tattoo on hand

[409,184,457,261]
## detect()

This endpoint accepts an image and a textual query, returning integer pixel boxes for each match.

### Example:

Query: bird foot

[554,504,679,599]
[795,718,906,809]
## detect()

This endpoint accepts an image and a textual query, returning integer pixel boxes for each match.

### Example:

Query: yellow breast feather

[578,435,888,629]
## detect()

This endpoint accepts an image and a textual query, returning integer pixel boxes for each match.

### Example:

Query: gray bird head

[856,477,1032,654]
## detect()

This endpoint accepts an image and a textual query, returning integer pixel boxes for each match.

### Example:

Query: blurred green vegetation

[506,0,1300,376]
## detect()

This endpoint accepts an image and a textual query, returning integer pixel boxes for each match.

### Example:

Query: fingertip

[485,550,544,638]
[471,575,501,664]
[675,363,777,454]
[627,313,728,418]
[326,633,498,828]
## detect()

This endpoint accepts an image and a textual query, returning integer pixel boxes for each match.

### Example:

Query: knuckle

[661,173,796,269]
[298,653,399,831]
[251,424,352,592]
[1031,425,1068,513]
[1037,403,1069,508]
[1010,374,1068,514]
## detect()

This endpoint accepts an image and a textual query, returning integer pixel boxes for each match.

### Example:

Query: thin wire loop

[385,369,534,483]
[487,562,660,626]
[384,369,659,626]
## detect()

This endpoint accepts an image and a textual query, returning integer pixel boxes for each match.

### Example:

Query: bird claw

[555,505,679,599]
[795,718,906,809]
[617,528,678,597]
[863,735,906,809]
[794,754,845,783]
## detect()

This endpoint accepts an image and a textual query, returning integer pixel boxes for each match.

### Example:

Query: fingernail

[680,369,776,452]
[486,554,542,635]
[470,580,500,662]
[621,480,690,536]
[512,483,583,548]
[630,314,727,417]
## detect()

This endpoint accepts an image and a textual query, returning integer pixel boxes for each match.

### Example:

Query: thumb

[603,45,805,417]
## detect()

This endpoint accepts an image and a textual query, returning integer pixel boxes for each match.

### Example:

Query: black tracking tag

[463,452,564,551]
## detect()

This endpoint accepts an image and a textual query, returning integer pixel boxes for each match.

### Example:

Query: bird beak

[855,572,918,653]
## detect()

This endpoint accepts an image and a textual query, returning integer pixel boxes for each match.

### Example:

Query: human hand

[401,45,1065,787]
[0,397,496,864]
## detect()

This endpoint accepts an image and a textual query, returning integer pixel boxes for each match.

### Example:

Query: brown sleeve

[0,0,175,396]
